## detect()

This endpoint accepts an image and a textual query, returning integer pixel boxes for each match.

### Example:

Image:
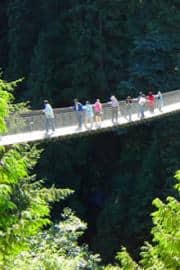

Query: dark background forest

[0,0,180,263]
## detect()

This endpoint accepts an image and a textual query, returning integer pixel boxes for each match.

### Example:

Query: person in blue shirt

[83,101,94,129]
[74,98,83,130]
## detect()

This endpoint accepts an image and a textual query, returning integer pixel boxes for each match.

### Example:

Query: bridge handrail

[16,89,180,117]
[5,89,180,135]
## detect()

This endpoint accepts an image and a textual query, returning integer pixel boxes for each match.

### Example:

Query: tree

[104,171,180,270]
[119,0,180,95]
[0,73,16,133]
[5,209,100,270]
[0,75,100,269]
[7,0,42,100]
[0,0,8,71]
[1,0,180,264]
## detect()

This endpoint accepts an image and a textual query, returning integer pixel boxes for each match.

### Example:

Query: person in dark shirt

[74,98,83,130]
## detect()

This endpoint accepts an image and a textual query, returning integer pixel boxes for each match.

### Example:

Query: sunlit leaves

[7,210,100,270]
[104,172,180,270]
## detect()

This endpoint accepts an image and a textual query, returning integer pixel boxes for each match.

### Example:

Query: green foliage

[104,247,138,270]
[1,0,180,266]
[5,102,30,134]
[7,0,41,79]
[0,2,8,70]
[0,139,101,269]
[115,248,138,270]
[139,172,180,269]
[0,144,73,266]
[104,172,180,270]
[5,209,100,270]
[0,74,23,133]
[37,119,180,263]
[0,73,102,270]
[0,77,13,133]
[174,170,180,192]
[4,0,180,105]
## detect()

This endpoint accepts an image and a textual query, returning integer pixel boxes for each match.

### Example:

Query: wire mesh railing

[5,89,180,135]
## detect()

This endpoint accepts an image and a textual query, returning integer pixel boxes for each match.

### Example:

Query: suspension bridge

[0,90,180,146]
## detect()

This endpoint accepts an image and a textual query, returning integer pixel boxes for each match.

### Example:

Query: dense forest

[0,0,180,268]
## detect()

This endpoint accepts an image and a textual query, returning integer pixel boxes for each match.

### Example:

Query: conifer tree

[0,75,100,269]
[104,171,180,270]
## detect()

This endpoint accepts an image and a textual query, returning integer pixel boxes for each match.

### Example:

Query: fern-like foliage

[0,144,73,265]
[103,172,180,270]
[5,209,101,270]
[0,76,75,268]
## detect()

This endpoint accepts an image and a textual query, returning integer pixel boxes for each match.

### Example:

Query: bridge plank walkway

[0,101,180,146]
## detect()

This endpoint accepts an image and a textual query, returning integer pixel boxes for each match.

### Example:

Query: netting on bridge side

[5,90,180,135]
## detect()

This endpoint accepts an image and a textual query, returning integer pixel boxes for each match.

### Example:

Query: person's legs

[84,116,88,129]
[85,116,93,129]
[50,118,55,131]
[140,105,144,119]
[45,118,50,133]
[75,112,81,129]
[115,107,118,123]
[149,102,154,113]
[138,105,141,118]
[95,113,101,127]
[152,104,155,113]
[158,100,161,111]
[95,113,99,127]
[112,107,118,124]
[90,117,93,129]
[99,114,102,127]
[79,112,83,128]
[128,109,132,121]
[112,108,115,123]
[85,115,91,129]
[158,100,163,112]
[126,108,130,121]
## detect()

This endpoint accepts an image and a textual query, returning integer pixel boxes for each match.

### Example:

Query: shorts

[95,111,101,116]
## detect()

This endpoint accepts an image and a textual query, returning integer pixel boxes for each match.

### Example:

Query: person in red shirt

[147,92,155,113]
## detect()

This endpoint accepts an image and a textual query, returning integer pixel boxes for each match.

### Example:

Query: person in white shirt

[110,95,119,124]
[156,91,164,112]
[138,94,146,119]
[43,100,55,133]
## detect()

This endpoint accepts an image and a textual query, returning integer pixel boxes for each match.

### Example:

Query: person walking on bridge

[147,92,155,113]
[110,95,119,124]
[83,101,94,130]
[93,99,103,128]
[138,94,146,119]
[43,100,55,134]
[156,91,164,112]
[74,98,83,130]
[125,96,132,121]
[137,92,143,118]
